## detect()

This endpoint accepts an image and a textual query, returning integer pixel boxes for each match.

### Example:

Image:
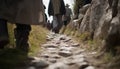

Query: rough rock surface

[74,0,120,55]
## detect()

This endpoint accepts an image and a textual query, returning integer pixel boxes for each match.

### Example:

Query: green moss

[7,23,15,48]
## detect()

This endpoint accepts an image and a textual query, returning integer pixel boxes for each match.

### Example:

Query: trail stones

[27,66,36,69]
[20,33,96,69]
[78,62,89,69]
[48,58,57,63]
[71,43,80,47]
[58,50,73,57]
[84,66,95,69]
[48,62,69,69]
[33,60,49,68]
[42,44,58,48]
[74,49,85,55]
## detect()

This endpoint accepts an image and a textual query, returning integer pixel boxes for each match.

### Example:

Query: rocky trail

[18,32,104,69]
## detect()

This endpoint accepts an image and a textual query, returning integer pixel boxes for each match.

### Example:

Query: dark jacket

[48,0,66,16]
[0,0,45,25]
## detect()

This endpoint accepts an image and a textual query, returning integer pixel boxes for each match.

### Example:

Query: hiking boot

[14,24,31,52]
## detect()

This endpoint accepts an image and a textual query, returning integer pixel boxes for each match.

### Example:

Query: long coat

[0,0,45,25]
[48,0,66,16]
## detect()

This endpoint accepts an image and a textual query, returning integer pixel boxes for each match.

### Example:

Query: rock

[73,54,85,59]
[27,66,36,69]
[42,44,58,48]
[58,51,73,57]
[78,62,89,69]
[48,62,69,69]
[71,58,85,63]
[72,43,80,47]
[59,46,73,51]
[46,38,52,41]
[74,49,85,55]
[63,37,71,42]
[59,35,67,40]
[27,56,36,60]
[40,54,49,58]
[63,59,76,65]
[88,52,97,55]
[84,66,95,69]
[60,43,69,47]
[51,54,61,59]
[48,58,57,63]
[33,60,49,68]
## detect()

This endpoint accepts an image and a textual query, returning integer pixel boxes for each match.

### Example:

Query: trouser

[0,19,9,48]
[14,23,31,52]
[52,15,63,33]
[0,19,31,52]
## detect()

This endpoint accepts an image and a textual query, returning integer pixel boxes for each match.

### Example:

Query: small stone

[58,51,73,57]
[49,58,57,63]
[71,58,85,63]
[46,38,51,41]
[48,62,68,69]
[63,60,76,65]
[72,43,80,47]
[60,43,69,47]
[78,62,89,69]
[59,35,67,40]
[74,49,85,55]
[51,55,61,59]
[34,60,49,68]
[40,54,49,58]
[88,52,97,55]
[84,66,95,69]
[73,54,85,59]
[27,66,36,69]
[60,46,73,51]
[64,37,71,42]
[43,44,58,48]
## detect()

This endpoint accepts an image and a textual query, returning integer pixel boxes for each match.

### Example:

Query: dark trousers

[0,19,31,51]
[0,19,9,48]
[52,15,63,33]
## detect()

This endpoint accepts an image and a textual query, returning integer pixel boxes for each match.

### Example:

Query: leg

[14,23,31,52]
[0,19,9,49]
[55,14,63,33]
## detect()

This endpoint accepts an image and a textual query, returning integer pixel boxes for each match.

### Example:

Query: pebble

[42,44,58,48]
[72,43,80,47]
[78,62,89,69]
[33,60,49,68]
[48,58,57,63]
[58,51,73,57]
[27,66,36,69]
[85,66,95,69]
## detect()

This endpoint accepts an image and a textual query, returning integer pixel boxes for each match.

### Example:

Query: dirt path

[18,32,102,69]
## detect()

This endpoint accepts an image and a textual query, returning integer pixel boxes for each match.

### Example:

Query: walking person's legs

[14,23,31,52]
[0,19,9,49]
[55,15,63,33]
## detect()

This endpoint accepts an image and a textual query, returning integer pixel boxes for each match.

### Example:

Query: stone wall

[75,0,120,54]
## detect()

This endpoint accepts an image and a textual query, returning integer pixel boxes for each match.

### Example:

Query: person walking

[63,4,72,27]
[48,0,66,33]
[0,0,45,52]
[61,4,72,33]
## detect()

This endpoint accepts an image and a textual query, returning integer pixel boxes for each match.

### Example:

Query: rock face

[75,0,120,54]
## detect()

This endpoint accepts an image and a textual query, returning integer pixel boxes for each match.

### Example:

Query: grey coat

[0,0,45,25]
